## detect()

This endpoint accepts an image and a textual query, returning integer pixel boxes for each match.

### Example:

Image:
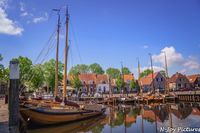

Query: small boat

[20,103,105,125]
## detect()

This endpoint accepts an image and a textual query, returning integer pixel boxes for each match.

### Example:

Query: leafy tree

[0,54,4,80]
[89,63,104,74]
[43,59,64,91]
[0,54,9,84]
[1,68,9,83]
[122,67,131,74]
[29,65,44,90]
[69,64,89,75]
[106,68,120,79]
[140,69,153,78]
[71,73,82,90]
[11,56,32,84]
[129,79,136,90]
[116,75,125,91]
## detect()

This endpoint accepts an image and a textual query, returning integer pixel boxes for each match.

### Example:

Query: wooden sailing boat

[20,7,105,125]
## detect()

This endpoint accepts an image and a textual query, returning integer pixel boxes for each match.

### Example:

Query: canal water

[27,103,200,133]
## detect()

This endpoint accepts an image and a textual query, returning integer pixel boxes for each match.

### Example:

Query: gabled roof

[69,73,109,85]
[139,72,159,86]
[187,74,200,83]
[123,74,134,82]
[168,72,188,83]
[96,74,109,84]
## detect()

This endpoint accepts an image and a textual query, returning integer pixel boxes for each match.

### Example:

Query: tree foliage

[89,63,104,74]
[116,76,125,90]
[129,79,136,90]
[71,73,82,90]
[43,59,64,91]
[140,69,153,78]
[106,67,120,79]
[122,67,131,74]
[69,64,89,75]
[0,54,9,83]
[29,65,44,90]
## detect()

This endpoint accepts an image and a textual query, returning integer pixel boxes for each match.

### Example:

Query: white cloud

[152,46,200,74]
[152,46,184,67]
[183,56,200,70]
[143,45,149,49]
[33,12,48,23]
[0,0,8,9]
[0,1,23,35]
[20,12,28,17]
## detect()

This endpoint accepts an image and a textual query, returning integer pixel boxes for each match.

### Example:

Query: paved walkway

[0,99,9,133]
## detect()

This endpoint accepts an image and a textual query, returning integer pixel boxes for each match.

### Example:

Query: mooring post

[8,60,20,133]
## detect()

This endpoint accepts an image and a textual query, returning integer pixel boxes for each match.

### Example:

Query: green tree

[0,54,4,80]
[11,56,32,84]
[106,68,120,79]
[129,79,136,90]
[140,69,153,78]
[122,67,131,74]
[29,65,44,91]
[116,76,125,91]
[89,63,104,74]
[43,59,64,91]
[71,74,82,91]
[69,64,89,75]
[0,54,9,84]
[1,68,9,83]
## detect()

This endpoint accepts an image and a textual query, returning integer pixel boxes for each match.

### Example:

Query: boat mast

[53,9,60,98]
[149,53,155,94]
[121,62,124,96]
[63,7,69,101]
[138,58,143,99]
[163,52,169,94]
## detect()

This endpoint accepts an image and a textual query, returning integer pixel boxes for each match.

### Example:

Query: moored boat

[20,103,105,125]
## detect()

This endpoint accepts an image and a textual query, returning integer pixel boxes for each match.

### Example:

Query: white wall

[96,84,109,93]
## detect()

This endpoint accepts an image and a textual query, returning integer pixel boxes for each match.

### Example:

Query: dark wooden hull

[20,105,105,125]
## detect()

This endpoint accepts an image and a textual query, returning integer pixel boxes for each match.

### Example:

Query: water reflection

[27,103,200,133]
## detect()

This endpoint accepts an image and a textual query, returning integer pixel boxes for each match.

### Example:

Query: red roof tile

[187,74,200,83]
[139,72,159,86]
[168,72,188,83]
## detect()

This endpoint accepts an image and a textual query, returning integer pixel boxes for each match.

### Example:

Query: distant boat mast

[53,9,60,98]
[149,53,155,94]
[137,58,143,99]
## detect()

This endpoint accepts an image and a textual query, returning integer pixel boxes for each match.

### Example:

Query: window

[156,78,159,82]
[161,78,163,81]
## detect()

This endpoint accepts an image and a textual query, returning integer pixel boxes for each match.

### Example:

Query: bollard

[8,60,20,133]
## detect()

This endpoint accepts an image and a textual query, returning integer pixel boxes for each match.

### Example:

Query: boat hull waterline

[20,106,105,125]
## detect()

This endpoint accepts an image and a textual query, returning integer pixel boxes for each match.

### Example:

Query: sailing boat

[20,7,105,125]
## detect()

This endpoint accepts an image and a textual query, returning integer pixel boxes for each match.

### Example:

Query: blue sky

[0,0,200,78]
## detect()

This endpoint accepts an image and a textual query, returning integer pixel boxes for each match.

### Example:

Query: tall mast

[121,61,124,95]
[149,53,155,94]
[53,9,60,98]
[163,52,169,94]
[138,58,143,99]
[63,7,69,101]
[164,52,169,78]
